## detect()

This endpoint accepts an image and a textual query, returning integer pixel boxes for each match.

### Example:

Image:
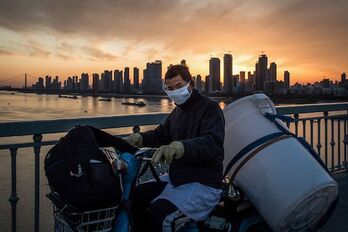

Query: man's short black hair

[165,64,193,83]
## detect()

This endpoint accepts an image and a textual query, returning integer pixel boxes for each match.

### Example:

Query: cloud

[0,0,347,82]
[0,48,13,55]
[82,45,118,61]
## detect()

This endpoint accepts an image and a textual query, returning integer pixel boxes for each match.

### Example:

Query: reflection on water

[0,91,177,122]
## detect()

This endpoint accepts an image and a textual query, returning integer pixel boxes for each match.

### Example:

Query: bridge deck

[320,171,348,232]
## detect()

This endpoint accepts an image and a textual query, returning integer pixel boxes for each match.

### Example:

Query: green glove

[123,133,143,148]
[152,141,185,163]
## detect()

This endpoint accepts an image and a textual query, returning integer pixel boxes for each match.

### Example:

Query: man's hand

[123,133,143,148]
[152,141,185,163]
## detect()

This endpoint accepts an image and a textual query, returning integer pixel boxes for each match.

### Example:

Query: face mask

[165,82,192,105]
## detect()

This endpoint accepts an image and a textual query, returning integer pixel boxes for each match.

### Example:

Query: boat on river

[121,99,146,107]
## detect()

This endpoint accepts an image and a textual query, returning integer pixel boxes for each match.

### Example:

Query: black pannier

[44,125,138,210]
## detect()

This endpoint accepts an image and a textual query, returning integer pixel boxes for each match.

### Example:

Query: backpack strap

[86,125,139,154]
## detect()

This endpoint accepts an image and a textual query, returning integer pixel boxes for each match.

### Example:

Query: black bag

[44,125,138,210]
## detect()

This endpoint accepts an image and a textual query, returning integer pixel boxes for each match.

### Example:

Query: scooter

[111,147,271,232]
[47,146,270,232]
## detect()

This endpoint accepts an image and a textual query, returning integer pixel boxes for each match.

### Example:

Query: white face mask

[165,82,192,105]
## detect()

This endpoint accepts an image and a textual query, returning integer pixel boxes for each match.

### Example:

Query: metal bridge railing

[1,103,348,232]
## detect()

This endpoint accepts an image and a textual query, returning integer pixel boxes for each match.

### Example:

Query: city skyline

[0,0,348,86]
[5,52,348,97]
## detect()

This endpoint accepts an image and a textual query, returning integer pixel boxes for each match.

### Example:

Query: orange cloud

[0,0,347,86]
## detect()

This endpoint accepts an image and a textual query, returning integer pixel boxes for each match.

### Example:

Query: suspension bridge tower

[24,73,27,88]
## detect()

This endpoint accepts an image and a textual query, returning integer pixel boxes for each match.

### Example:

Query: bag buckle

[70,164,83,177]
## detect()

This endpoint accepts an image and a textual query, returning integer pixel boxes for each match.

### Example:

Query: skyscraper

[35,77,44,90]
[124,67,130,94]
[133,67,139,90]
[240,71,246,84]
[196,74,202,93]
[80,73,89,91]
[239,71,246,92]
[205,75,210,94]
[114,70,122,93]
[232,75,239,90]
[341,72,347,83]
[223,54,233,95]
[341,72,348,89]
[92,73,99,91]
[45,75,52,90]
[268,62,277,82]
[265,62,276,93]
[255,54,268,91]
[284,71,290,89]
[144,60,162,94]
[103,70,112,92]
[209,57,220,93]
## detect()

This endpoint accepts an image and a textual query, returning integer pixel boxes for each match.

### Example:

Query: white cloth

[153,174,222,221]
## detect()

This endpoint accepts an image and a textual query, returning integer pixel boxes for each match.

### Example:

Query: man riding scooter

[124,64,225,232]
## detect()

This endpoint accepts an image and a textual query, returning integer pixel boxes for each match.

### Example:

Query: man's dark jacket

[140,89,225,189]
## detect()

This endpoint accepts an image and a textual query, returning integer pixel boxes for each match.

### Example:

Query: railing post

[338,119,341,169]
[330,118,335,170]
[317,119,322,159]
[324,111,329,167]
[345,113,348,169]
[9,148,19,232]
[33,134,42,232]
[294,114,299,136]
[310,119,314,148]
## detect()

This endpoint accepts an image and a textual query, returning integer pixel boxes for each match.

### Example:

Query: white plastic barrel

[223,94,338,232]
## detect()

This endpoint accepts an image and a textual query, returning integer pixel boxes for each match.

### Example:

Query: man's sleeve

[140,113,172,148]
[180,102,225,164]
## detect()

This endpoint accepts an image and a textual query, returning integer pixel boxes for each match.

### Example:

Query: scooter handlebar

[134,147,157,159]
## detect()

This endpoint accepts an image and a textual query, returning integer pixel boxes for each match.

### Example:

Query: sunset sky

[0,0,347,87]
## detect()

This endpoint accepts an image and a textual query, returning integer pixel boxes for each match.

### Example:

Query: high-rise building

[114,70,122,93]
[103,70,112,92]
[240,71,246,84]
[223,54,233,95]
[80,73,89,91]
[232,74,239,89]
[268,62,277,82]
[144,60,162,94]
[341,72,347,83]
[205,75,210,94]
[92,73,99,91]
[35,77,44,90]
[209,57,220,93]
[65,77,73,90]
[50,76,61,90]
[341,72,348,89]
[284,71,290,89]
[45,75,52,90]
[255,54,268,91]
[124,67,130,94]
[196,74,202,93]
[265,62,276,93]
[134,67,139,90]
[239,71,246,92]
